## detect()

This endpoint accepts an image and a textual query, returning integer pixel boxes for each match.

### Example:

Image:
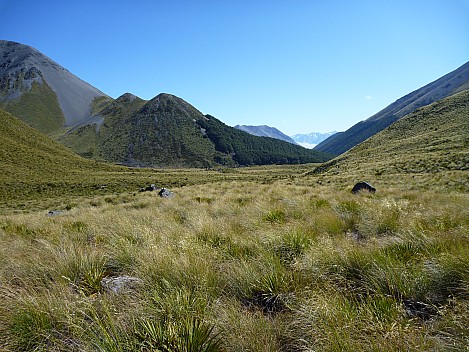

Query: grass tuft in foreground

[0,180,468,351]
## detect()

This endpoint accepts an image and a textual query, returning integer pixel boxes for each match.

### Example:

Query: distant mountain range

[234,125,297,145]
[234,125,337,149]
[314,60,469,155]
[0,40,331,167]
[291,131,337,148]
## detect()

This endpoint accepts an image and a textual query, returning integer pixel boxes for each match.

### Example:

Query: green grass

[0,89,468,350]
[0,180,468,351]
[310,89,469,192]
[0,81,65,134]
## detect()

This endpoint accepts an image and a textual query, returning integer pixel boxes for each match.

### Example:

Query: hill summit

[0,40,108,133]
[59,92,331,167]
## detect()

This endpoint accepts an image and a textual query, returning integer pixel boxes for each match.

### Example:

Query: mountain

[291,131,337,148]
[314,61,469,156]
[0,107,218,208]
[311,89,469,185]
[234,125,297,145]
[0,40,108,134]
[60,93,332,167]
[0,40,330,168]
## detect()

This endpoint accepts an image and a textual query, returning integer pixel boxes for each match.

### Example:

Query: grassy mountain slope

[0,108,209,209]
[57,94,144,159]
[0,40,108,132]
[0,80,65,134]
[0,108,101,181]
[98,94,218,167]
[310,89,469,190]
[61,93,332,167]
[315,60,469,155]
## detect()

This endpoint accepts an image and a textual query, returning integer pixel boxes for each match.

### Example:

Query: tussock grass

[0,178,468,351]
[310,90,469,194]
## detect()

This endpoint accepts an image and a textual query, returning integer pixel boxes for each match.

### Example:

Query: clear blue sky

[1,0,468,135]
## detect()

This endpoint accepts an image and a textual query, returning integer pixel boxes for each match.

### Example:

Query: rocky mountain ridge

[314,60,469,155]
[0,40,108,131]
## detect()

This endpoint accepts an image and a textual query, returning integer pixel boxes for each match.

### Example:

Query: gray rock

[158,187,173,198]
[47,210,64,217]
[101,276,142,294]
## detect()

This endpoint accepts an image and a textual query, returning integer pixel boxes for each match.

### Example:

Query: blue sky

[1,0,468,135]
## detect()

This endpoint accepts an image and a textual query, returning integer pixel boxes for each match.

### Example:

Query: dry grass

[0,177,468,351]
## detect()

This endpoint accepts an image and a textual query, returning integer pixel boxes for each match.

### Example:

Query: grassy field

[1,90,468,350]
[0,108,316,213]
[0,173,468,351]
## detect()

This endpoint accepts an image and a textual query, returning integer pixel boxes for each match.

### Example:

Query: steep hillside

[0,109,105,181]
[0,40,108,133]
[315,61,469,155]
[311,90,469,190]
[0,107,120,206]
[234,125,297,144]
[98,93,218,167]
[61,93,332,167]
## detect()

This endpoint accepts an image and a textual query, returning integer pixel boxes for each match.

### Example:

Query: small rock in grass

[47,210,64,217]
[158,187,173,198]
[101,276,142,294]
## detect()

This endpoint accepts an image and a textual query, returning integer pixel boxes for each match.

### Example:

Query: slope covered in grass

[0,108,102,180]
[60,93,331,167]
[0,81,65,134]
[311,90,469,191]
[315,60,469,155]
[0,109,226,210]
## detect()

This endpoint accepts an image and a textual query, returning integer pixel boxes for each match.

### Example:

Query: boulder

[158,187,173,198]
[351,181,376,194]
[101,276,142,294]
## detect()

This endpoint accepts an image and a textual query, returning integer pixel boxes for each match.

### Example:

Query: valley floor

[0,167,468,351]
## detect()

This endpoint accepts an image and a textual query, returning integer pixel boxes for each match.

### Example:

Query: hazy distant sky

[1,0,468,135]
